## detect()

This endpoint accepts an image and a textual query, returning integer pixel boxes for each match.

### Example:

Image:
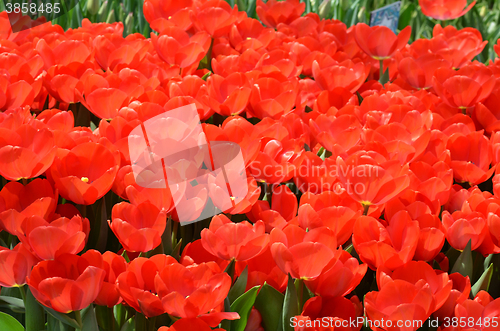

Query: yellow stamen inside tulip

[81,177,89,183]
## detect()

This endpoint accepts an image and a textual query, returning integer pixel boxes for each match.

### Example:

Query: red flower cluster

[0,0,500,330]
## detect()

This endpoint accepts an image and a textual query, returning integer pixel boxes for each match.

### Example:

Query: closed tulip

[27,254,105,313]
[419,0,476,21]
[108,201,167,253]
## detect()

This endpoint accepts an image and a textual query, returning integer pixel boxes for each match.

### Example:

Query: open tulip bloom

[3,0,500,330]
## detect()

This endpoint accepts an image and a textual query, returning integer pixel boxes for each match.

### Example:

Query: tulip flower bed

[3,0,500,330]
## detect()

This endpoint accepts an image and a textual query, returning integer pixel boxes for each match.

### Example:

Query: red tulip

[0,122,56,181]
[408,161,453,207]
[248,75,299,119]
[116,255,176,317]
[473,89,500,134]
[398,54,451,89]
[94,34,150,72]
[442,210,487,251]
[245,246,288,293]
[247,184,298,232]
[143,0,193,32]
[433,273,471,321]
[354,23,411,60]
[109,201,167,253]
[352,212,420,270]
[336,152,410,211]
[365,280,435,331]
[309,114,362,157]
[443,292,500,331]
[304,249,367,298]
[81,250,127,308]
[433,64,495,110]
[207,73,252,116]
[431,25,487,69]
[248,138,297,184]
[256,0,305,29]
[229,17,275,52]
[0,243,39,287]
[293,296,363,331]
[27,254,105,313]
[419,0,476,20]
[292,151,339,195]
[447,131,494,185]
[270,224,337,280]
[298,203,360,246]
[155,261,239,325]
[377,261,452,311]
[18,215,90,261]
[201,214,269,261]
[151,25,210,68]
[0,178,57,235]
[312,60,370,93]
[362,122,432,165]
[190,0,240,38]
[49,141,120,205]
[386,194,445,261]
[159,318,225,331]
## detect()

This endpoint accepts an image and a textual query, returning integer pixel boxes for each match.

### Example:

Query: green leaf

[228,266,249,304]
[0,311,24,331]
[471,263,494,298]
[82,305,99,331]
[43,306,82,329]
[254,283,284,331]
[25,288,45,331]
[201,72,212,81]
[379,67,390,86]
[399,3,415,29]
[451,240,473,280]
[294,279,312,313]
[0,295,25,309]
[120,317,135,331]
[246,0,258,19]
[282,275,299,331]
[220,297,232,331]
[230,286,260,331]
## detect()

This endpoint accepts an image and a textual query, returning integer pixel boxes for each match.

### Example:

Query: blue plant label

[370,1,402,33]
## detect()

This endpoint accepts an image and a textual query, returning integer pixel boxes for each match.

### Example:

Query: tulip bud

[124,13,134,36]
[106,9,116,23]
[117,3,126,22]
[319,0,331,20]
[357,7,366,22]
[97,0,108,22]
[87,0,100,16]
[480,5,487,17]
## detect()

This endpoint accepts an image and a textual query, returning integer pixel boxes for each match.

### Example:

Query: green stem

[379,59,384,82]
[25,287,46,331]
[297,279,304,313]
[18,285,26,302]
[75,310,83,329]
[172,221,179,246]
